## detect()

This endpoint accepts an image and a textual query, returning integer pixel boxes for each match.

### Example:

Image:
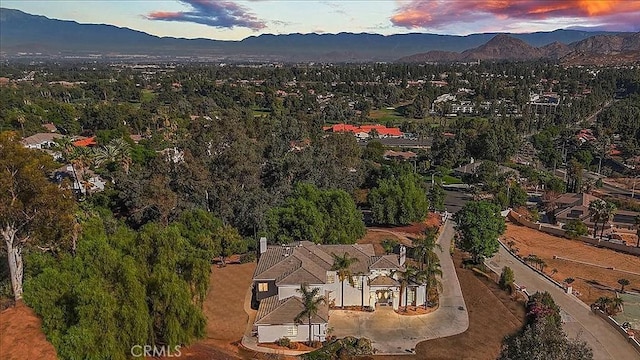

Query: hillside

[460,34,542,61]
[0,302,58,360]
[398,33,640,64]
[0,7,629,62]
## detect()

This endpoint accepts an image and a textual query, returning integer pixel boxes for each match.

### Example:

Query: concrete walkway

[487,245,640,360]
[329,220,469,354]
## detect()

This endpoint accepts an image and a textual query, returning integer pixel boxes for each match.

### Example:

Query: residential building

[252,241,423,343]
[21,133,63,149]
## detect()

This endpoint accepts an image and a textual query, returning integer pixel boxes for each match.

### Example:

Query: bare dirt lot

[362,251,526,360]
[503,223,640,305]
[0,301,58,360]
[173,262,276,360]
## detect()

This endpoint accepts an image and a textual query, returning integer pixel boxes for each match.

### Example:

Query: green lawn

[431,174,463,185]
[368,107,408,123]
[141,89,156,103]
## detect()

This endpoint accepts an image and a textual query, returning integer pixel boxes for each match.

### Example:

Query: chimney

[399,245,406,266]
[259,237,267,255]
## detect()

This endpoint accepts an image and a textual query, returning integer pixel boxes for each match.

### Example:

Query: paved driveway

[487,245,640,360]
[329,220,469,354]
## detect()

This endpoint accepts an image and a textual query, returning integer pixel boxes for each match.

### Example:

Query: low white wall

[257,324,327,343]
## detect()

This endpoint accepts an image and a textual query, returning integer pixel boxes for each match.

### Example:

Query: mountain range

[1,8,639,63]
[398,33,640,64]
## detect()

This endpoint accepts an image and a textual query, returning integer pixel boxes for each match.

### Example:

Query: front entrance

[375,290,393,306]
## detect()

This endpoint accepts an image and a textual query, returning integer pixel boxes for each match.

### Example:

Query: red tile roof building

[322,123,403,138]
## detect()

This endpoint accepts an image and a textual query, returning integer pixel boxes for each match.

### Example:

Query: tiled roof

[254,242,382,284]
[73,136,97,147]
[369,275,400,286]
[21,133,63,146]
[369,255,402,270]
[255,295,328,325]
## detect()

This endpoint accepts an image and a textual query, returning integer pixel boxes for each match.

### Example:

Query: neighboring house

[552,193,601,227]
[323,124,403,139]
[453,160,520,179]
[252,240,423,343]
[42,123,58,133]
[21,133,63,149]
[551,193,638,234]
[72,136,97,147]
[54,164,106,196]
[383,150,417,161]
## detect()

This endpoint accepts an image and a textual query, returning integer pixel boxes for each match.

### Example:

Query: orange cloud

[391,0,640,29]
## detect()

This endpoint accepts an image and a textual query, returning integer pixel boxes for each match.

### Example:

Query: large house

[550,193,639,236]
[21,133,63,149]
[252,240,424,343]
[322,124,403,139]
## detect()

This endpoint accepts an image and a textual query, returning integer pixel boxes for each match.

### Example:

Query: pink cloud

[391,0,640,30]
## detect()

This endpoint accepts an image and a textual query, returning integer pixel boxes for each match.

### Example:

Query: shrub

[277,337,292,348]
[381,238,399,254]
[499,266,515,290]
[239,252,256,263]
[563,220,588,239]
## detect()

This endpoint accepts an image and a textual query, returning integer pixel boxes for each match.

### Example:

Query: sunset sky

[3,0,640,40]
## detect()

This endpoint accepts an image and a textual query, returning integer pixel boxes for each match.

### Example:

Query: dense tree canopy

[266,183,365,244]
[369,172,429,225]
[453,201,506,262]
[499,291,592,360]
[23,209,226,359]
[0,131,76,300]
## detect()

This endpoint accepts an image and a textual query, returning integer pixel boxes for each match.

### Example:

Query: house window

[327,273,335,284]
[287,326,298,337]
[353,276,362,289]
[258,283,268,292]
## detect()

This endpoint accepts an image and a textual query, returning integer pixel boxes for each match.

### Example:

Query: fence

[593,309,640,354]
[508,210,640,256]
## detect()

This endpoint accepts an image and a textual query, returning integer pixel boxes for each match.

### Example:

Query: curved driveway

[487,245,640,360]
[329,220,469,354]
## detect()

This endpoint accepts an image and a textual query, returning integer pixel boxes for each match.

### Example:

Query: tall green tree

[294,283,326,346]
[427,183,446,212]
[499,321,593,360]
[369,172,428,225]
[453,201,506,263]
[331,252,359,309]
[266,183,364,244]
[0,132,76,300]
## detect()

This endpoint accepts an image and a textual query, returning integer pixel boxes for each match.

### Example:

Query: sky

[3,0,640,41]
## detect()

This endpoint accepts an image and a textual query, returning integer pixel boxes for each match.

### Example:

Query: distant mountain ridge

[0,7,637,63]
[398,32,640,64]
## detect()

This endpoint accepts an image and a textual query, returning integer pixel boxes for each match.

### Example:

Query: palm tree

[610,297,624,316]
[588,199,605,238]
[618,278,630,293]
[93,138,132,174]
[294,283,326,346]
[419,252,443,309]
[412,227,442,271]
[331,252,359,309]
[392,266,419,312]
[635,215,640,248]
[600,202,617,239]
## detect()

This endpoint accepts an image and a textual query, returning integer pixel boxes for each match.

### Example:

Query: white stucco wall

[257,324,327,343]
[278,284,325,300]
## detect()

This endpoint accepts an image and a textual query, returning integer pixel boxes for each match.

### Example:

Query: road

[329,220,469,354]
[487,245,640,360]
